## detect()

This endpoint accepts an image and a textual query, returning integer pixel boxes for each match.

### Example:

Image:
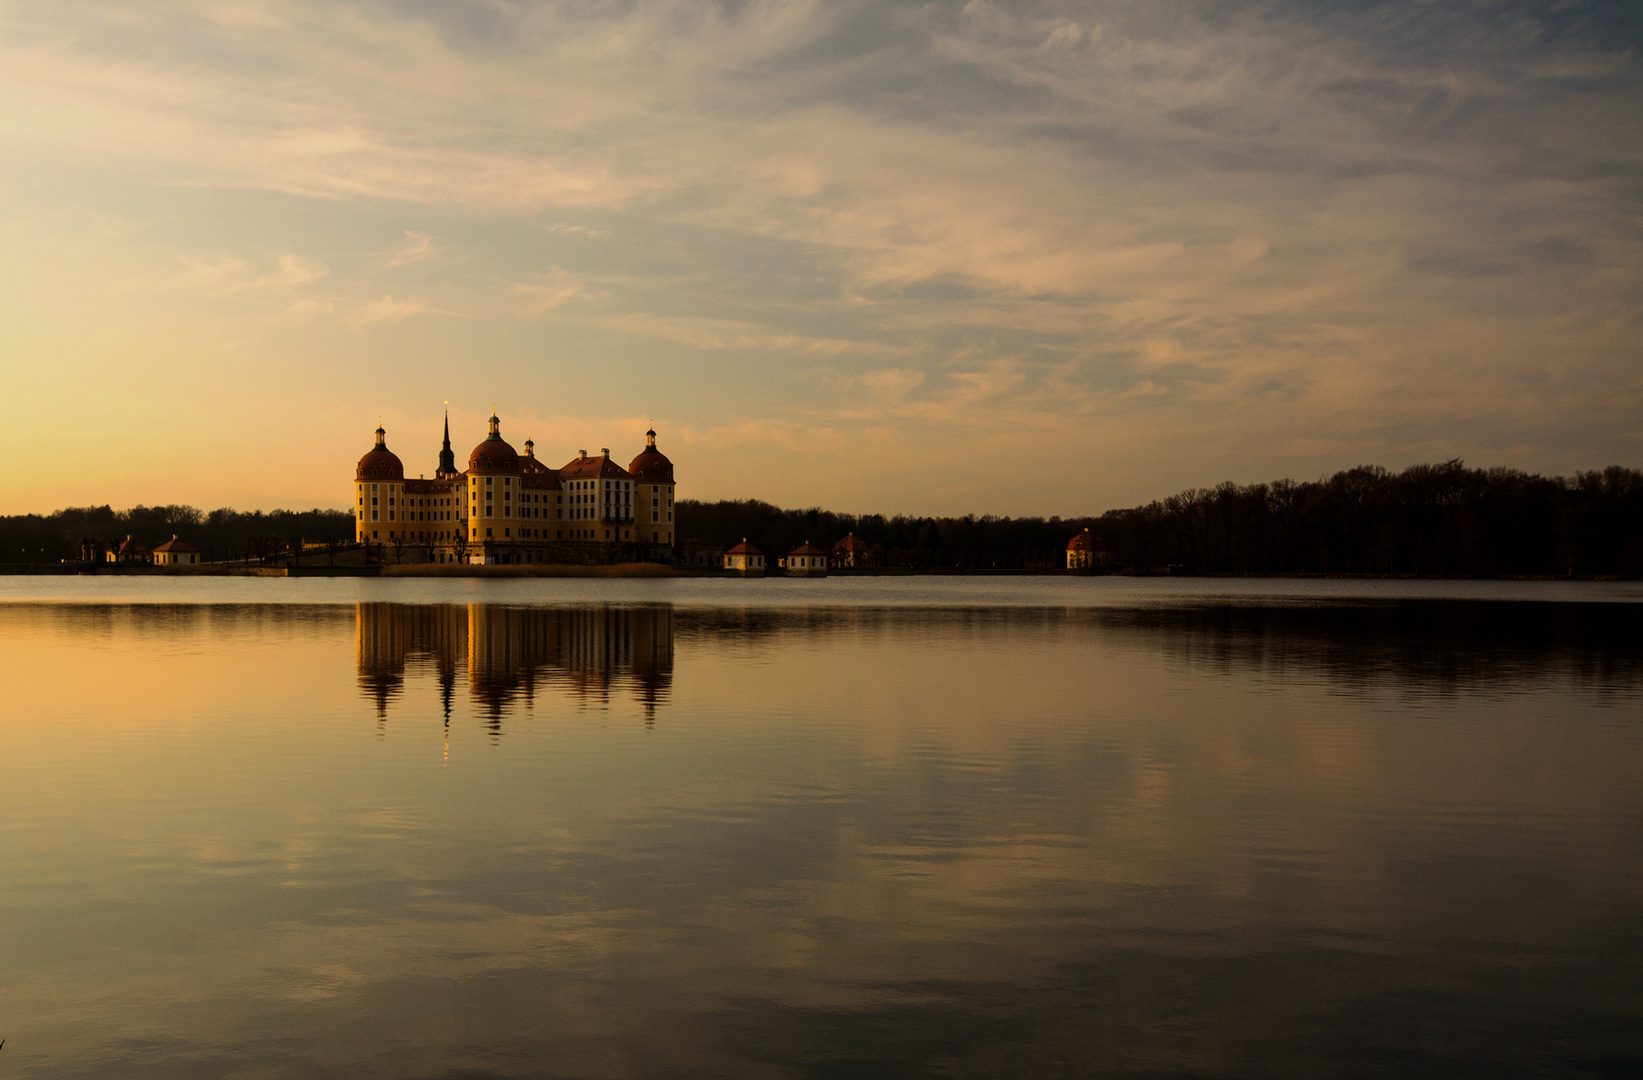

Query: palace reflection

[356,603,674,730]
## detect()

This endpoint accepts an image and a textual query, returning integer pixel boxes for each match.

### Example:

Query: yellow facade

[354,415,676,564]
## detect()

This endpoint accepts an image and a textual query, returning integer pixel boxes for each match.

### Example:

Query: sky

[0,0,1637,517]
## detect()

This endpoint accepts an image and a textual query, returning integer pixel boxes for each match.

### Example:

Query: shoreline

[0,563,1635,582]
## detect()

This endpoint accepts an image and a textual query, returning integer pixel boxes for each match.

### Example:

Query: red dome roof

[468,413,521,474]
[1067,529,1094,551]
[356,427,404,480]
[628,428,674,483]
[469,440,519,473]
[629,451,673,483]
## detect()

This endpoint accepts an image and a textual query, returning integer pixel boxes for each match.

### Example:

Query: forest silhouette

[2,462,1638,576]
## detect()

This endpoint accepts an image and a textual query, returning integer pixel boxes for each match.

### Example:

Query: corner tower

[354,424,406,544]
[628,426,676,546]
[465,410,524,552]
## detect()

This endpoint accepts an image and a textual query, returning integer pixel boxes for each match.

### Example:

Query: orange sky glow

[0,1,1637,516]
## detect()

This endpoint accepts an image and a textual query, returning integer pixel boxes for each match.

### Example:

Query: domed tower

[466,411,524,553]
[628,426,677,546]
[355,424,406,543]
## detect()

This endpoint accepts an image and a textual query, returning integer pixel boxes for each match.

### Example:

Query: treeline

[679,462,1643,576]
[0,504,355,564]
[678,499,1096,571]
[5,462,1639,576]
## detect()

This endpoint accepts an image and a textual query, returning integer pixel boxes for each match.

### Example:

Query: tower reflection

[356,603,674,730]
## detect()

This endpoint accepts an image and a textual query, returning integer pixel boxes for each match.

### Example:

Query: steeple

[435,409,458,478]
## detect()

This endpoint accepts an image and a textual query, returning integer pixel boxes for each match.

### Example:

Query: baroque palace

[353,411,676,564]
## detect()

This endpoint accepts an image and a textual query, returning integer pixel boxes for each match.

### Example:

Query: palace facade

[353,412,676,564]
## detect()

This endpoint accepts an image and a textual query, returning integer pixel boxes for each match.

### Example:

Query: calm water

[1,578,1640,1078]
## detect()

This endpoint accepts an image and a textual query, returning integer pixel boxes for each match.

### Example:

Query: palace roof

[559,449,633,481]
[628,427,674,484]
[356,425,404,481]
[468,412,521,474]
[404,477,461,493]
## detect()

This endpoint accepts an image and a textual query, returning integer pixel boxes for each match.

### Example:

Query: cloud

[511,267,596,315]
[545,223,608,239]
[122,252,326,297]
[350,294,453,326]
[383,230,433,268]
[0,0,1636,513]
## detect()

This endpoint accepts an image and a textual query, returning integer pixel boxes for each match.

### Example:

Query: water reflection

[3,594,1640,1078]
[356,600,1642,728]
[1072,600,1643,693]
[356,602,674,730]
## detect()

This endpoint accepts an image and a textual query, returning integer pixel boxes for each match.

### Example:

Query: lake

[1,577,1640,1078]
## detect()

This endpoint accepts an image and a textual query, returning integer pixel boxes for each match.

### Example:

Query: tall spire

[436,407,458,478]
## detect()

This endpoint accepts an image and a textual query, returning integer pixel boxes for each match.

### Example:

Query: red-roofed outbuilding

[724,539,765,577]
[152,536,201,566]
[786,542,828,577]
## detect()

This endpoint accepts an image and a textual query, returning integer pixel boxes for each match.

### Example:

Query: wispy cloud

[0,0,1636,513]
[382,230,433,268]
[350,294,455,327]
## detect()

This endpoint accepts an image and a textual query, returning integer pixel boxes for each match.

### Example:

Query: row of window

[357,481,673,534]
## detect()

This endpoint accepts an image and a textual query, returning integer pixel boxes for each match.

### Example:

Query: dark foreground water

[1,580,1640,1078]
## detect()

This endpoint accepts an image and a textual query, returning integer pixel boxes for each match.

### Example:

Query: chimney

[579,449,587,460]
[601,447,610,458]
